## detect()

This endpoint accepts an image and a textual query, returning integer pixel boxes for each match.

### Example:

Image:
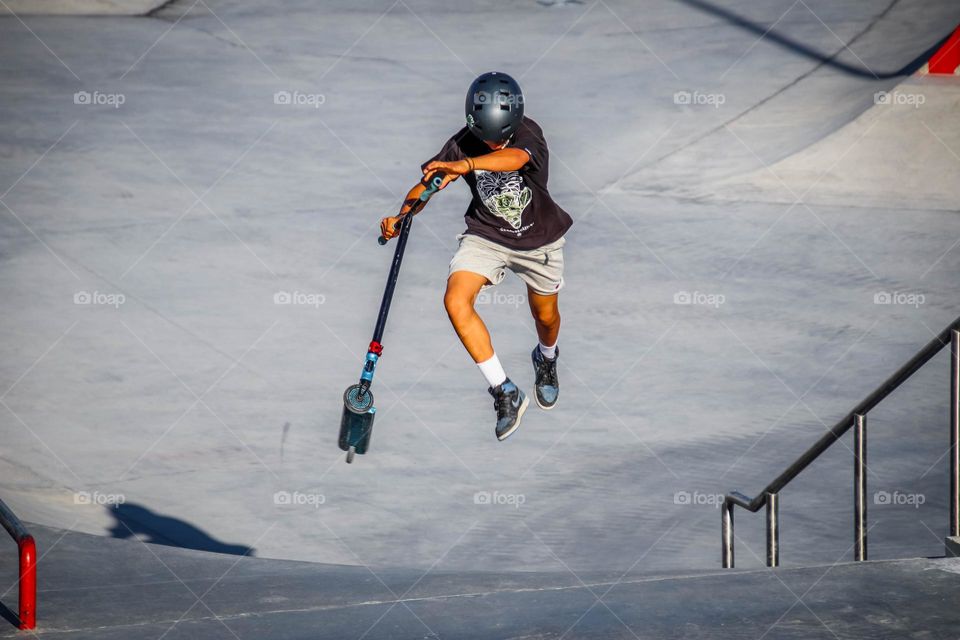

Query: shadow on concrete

[678,0,952,78]
[107,503,255,557]
[0,602,18,630]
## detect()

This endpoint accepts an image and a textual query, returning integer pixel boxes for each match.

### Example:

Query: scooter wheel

[346,445,356,464]
[344,384,374,414]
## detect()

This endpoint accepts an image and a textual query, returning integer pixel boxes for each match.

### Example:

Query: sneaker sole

[535,394,558,411]
[497,395,530,441]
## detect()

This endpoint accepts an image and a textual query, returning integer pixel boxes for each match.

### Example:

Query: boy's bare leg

[528,287,561,409]
[443,271,494,363]
[445,270,529,438]
[527,288,560,348]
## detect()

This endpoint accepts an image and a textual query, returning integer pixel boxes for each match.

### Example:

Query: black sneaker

[531,346,559,410]
[489,378,529,441]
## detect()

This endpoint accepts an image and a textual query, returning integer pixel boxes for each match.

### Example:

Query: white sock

[539,341,557,360]
[477,354,507,388]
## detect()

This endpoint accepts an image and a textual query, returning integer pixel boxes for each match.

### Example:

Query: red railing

[930,26,960,75]
[0,499,36,630]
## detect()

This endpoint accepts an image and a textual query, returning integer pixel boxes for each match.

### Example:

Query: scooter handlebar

[377,171,447,245]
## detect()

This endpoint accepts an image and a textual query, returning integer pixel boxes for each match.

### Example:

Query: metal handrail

[722,315,960,568]
[0,498,36,629]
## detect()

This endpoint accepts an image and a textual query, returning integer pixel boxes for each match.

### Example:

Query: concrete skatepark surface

[1,0,960,636]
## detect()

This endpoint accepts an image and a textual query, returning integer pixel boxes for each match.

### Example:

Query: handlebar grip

[419,171,446,201]
[378,172,447,245]
[378,217,402,245]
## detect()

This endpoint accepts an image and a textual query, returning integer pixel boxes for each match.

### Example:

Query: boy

[380,71,573,441]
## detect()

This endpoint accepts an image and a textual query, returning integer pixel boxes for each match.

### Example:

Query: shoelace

[494,389,514,417]
[538,358,558,387]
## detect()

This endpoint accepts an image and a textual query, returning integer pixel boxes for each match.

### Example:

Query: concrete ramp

[617,1,960,195]
[3,524,960,639]
[688,75,960,211]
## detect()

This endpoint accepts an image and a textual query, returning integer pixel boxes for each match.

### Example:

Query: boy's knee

[533,304,560,328]
[444,289,474,325]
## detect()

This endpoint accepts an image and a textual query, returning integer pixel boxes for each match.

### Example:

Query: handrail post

[950,329,959,538]
[722,499,734,568]
[766,492,779,567]
[0,499,37,630]
[18,535,36,630]
[854,413,868,561]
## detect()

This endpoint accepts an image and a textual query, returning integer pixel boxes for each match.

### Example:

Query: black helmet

[464,72,524,142]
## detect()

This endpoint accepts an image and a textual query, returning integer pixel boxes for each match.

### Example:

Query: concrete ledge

[0,0,169,16]
[946,536,960,557]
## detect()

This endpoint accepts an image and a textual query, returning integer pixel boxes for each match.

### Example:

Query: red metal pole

[18,535,36,630]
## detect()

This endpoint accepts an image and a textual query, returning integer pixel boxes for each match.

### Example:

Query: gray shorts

[448,233,565,296]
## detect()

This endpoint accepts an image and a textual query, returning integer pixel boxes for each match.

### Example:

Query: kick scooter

[338,171,446,463]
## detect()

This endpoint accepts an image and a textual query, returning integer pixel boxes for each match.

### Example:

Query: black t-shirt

[423,116,573,250]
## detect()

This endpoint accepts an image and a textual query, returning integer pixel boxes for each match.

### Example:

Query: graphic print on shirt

[475,169,532,230]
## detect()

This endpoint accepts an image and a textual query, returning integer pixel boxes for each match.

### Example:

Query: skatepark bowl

[2,0,960,638]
